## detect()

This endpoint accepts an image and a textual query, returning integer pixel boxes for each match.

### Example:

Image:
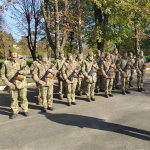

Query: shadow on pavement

[40,112,150,141]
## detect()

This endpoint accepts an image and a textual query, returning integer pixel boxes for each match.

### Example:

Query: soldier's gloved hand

[121,71,124,74]
[48,69,52,73]
[75,69,78,73]
[93,64,96,68]
[39,80,44,85]
[7,82,12,87]
[111,64,114,68]
[128,62,131,65]
[66,79,69,83]
[105,75,108,78]
[139,71,141,74]
[87,75,91,79]
[19,70,23,74]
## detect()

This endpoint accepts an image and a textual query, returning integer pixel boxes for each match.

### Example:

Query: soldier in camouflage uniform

[76,54,85,96]
[62,53,78,106]
[117,51,133,95]
[94,50,104,93]
[53,50,66,100]
[32,53,57,112]
[135,51,146,92]
[110,48,120,90]
[129,52,135,87]
[1,47,30,119]
[82,51,98,102]
[101,52,116,98]
[30,52,42,105]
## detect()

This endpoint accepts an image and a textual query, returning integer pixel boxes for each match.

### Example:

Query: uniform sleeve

[53,60,58,70]
[135,58,140,73]
[22,60,30,76]
[82,62,88,78]
[117,59,122,72]
[51,65,58,76]
[62,63,67,81]
[32,67,40,83]
[100,62,106,77]
[0,63,9,85]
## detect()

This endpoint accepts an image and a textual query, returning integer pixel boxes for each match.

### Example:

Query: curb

[0,80,58,91]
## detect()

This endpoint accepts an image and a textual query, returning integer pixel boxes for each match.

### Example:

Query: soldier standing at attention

[117,51,132,95]
[1,47,30,119]
[30,52,42,105]
[110,48,120,90]
[76,54,85,96]
[94,50,104,93]
[101,52,116,98]
[53,50,66,100]
[135,51,146,92]
[32,53,57,112]
[82,51,98,102]
[62,53,78,106]
[129,52,135,87]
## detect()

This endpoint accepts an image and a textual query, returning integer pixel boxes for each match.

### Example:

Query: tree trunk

[76,0,83,55]
[55,0,60,59]
[70,31,74,53]
[135,27,140,57]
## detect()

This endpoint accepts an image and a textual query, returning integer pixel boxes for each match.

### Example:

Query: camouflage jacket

[117,56,133,77]
[101,58,116,78]
[53,57,66,80]
[61,60,78,83]
[135,56,146,75]
[110,53,121,72]
[1,57,30,90]
[94,56,104,75]
[32,60,57,86]
[129,58,135,72]
[30,59,40,73]
[82,58,98,83]
[76,59,84,78]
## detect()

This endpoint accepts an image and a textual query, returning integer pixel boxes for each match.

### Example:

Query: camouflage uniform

[101,58,116,95]
[82,58,98,99]
[129,58,135,86]
[32,60,57,109]
[117,57,132,92]
[30,59,42,104]
[110,53,120,89]
[94,56,104,91]
[53,57,66,98]
[1,57,30,114]
[135,55,146,89]
[76,58,85,95]
[62,59,78,103]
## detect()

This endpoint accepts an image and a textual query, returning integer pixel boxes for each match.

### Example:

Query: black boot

[109,94,113,97]
[71,102,77,105]
[11,113,18,119]
[23,112,29,117]
[115,86,120,89]
[129,83,133,87]
[78,92,82,96]
[138,88,142,92]
[87,98,91,102]
[122,91,126,95]
[100,89,105,92]
[112,87,116,90]
[91,97,95,101]
[125,90,131,94]
[48,107,54,111]
[105,94,109,98]
[67,102,71,106]
[141,88,146,91]
[43,108,47,112]
[95,89,99,93]
[59,97,63,100]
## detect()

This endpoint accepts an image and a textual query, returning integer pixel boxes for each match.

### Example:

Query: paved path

[0,73,150,149]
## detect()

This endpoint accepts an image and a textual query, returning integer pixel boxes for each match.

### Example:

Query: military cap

[67,53,72,58]
[105,52,110,56]
[96,50,100,54]
[59,50,64,54]
[139,51,143,54]
[38,52,43,57]
[41,53,47,58]
[88,51,93,56]
[77,54,81,57]
[9,47,17,54]
[129,52,133,56]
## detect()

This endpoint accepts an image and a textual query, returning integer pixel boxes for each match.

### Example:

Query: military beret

[88,51,93,56]
[38,52,43,57]
[9,47,17,54]
[129,52,133,56]
[41,53,47,58]
[67,53,72,58]
[59,50,64,54]
[96,50,100,54]
[105,52,110,56]
[77,54,81,57]
[139,51,143,54]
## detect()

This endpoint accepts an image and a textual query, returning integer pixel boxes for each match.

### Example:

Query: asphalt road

[0,73,150,149]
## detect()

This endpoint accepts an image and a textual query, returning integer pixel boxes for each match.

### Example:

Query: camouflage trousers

[58,77,67,97]
[129,70,134,85]
[113,72,119,88]
[105,78,113,95]
[86,82,95,99]
[96,75,104,90]
[66,82,77,103]
[77,77,86,94]
[9,88,28,114]
[38,88,42,103]
[40,86,53,108]
[121,76,129,91]
[137,74,145,88]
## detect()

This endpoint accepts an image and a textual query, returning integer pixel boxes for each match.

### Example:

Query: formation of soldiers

[1,47,147,119]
